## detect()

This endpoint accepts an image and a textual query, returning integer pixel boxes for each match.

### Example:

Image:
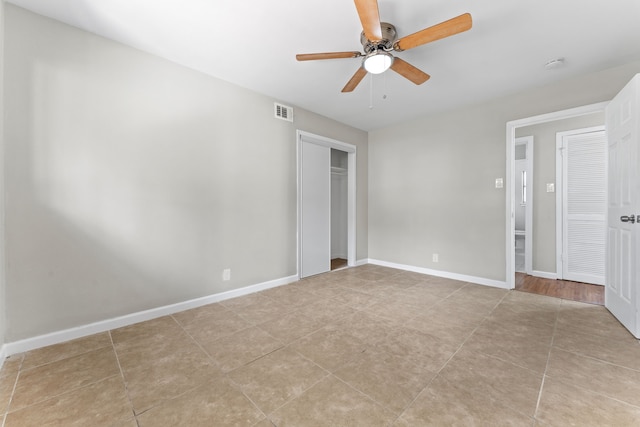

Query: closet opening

[331,149,348,271]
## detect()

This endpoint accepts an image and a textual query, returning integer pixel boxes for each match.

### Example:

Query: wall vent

[274,103,293,122]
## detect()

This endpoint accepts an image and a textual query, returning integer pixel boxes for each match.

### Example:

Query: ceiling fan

[296,0,472,92]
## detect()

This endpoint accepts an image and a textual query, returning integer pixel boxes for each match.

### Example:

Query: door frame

[505,102,609,289]
[555,126,607,284]
[297,130,356,278]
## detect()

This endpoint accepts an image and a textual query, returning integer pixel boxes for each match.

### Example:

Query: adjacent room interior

[1,0,640,425]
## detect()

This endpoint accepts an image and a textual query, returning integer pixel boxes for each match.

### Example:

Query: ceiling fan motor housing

[360,22,397,53]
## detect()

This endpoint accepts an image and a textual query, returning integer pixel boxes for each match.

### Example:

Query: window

[521,170,527,205]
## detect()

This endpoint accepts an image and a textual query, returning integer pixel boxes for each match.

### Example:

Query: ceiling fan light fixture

[363,51,394,74]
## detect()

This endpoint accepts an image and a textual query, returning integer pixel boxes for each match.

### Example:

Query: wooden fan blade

[296,52,362,61]
[342,67,368,92]
[354,0,383,41]
[393,13,472,51]
[390,57,430,85]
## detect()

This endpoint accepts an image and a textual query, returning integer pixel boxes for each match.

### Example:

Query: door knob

[620,215,636,224]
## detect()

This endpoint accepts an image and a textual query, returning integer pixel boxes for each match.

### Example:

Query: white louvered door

[558,128,607,285]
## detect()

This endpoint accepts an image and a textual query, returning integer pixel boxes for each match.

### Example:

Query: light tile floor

[2,265,640,426]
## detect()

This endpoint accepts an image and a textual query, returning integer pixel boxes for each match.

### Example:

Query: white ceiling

[7,0,640,131]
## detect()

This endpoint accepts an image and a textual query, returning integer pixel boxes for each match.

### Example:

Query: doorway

[514,136,533,275]
[297,131,356,278]
[505,102,609,289]
[331,149,348,271]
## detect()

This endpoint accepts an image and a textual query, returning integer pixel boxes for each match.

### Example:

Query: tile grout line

[16,341,112,372]
[169,313,228,370]
[227,332,335,424]
[302,318,403,418]
[254,370,333,424]
[108,330,140,426]
[122,313,249,420]
[390,285,513,425]
[1,355,24,427]
[3,347,123,417]
[551,311,640,372]
[331,372,404,423]
[455,290,543,422]
[435,289,511,374]
[532,298,561,422]
[170,309,298,423]
[543,302,640,411]
[551,345,640,373]
[355,277,466,327]
[455,294,560,376]
[6,374,124,422]
[254,296,402,422]
[167,312,276,421]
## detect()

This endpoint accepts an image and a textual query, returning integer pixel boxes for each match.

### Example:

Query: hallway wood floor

[515,273,604,305]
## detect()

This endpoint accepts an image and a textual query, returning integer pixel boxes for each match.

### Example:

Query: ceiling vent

[274,103,293,122]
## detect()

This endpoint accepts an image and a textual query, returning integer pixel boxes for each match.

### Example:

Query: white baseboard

[531,270,557,280]
[3,274,298,357]
[367,259,508,289]
[355,258,369,267]
[0,344,7,371]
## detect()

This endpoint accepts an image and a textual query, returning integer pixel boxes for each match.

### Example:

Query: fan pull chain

[369,73,374,109]
[382,71,387,100]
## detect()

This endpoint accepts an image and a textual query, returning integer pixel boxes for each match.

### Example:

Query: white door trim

[555,126,606,284]
[297,130,356,278]
[505,102,609,289]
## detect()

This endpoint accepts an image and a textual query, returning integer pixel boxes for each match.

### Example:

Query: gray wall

[369,61,640,282]
[516,113,604,274]
[3,5,367,341]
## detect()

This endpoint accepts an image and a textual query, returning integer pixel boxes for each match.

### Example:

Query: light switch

[495,178,504,189]
[546,183,555,193]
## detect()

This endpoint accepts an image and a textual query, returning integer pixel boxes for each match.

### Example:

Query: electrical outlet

[222,269,231,281]
[495,178,504,189]
[432,253,439,263]
[546,183,555,193]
